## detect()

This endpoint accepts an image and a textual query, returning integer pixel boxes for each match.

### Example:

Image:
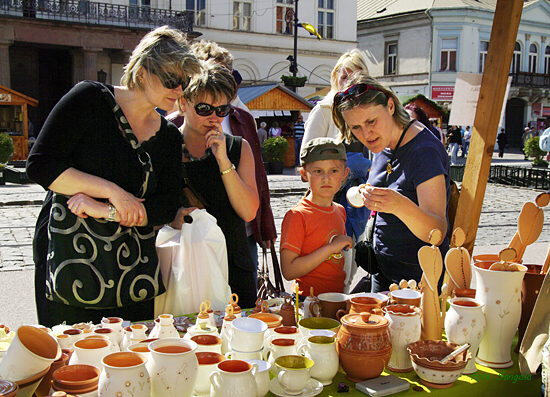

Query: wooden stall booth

[238,83,314,167]
[0,85,38,161]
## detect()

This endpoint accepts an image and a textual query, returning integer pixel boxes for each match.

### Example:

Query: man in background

[293,114,305,166]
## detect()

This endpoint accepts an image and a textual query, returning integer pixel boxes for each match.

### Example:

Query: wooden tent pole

[452,0,524,254]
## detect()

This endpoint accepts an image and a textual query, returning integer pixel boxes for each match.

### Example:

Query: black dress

[182,134,257,309]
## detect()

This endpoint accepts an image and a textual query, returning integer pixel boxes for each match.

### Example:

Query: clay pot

[452,288,476,299]
[279,296,297,326]
[337,296,383,319]
[515,264,545,353]
[35,352,69,397]
[0,380,18,397]
[336,312,392,382]
[51,364,100,396]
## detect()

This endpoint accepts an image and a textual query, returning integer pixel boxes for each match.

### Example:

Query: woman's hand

[205,122,229,163]
[360,184,403,214]
[67,193,107,219]
[108,189,145,227]
[170,207,199,230]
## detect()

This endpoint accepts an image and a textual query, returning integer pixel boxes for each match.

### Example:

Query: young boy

[280,137,353,297]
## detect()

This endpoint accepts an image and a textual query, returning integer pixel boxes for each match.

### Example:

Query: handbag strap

[93,82,156,198]
[261,240,285,293]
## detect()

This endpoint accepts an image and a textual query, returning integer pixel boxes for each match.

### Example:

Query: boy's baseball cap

[300,137,346,166]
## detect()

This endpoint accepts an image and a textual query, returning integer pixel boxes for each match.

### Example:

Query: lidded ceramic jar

[336,312,392,382]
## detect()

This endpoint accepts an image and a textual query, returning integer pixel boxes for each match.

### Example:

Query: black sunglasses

[161,73,190,90]
[334,84,383,106]
[194,103,232,118]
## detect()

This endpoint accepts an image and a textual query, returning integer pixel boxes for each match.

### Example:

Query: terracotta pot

[51,364,100,396]
[515,264,545,353]
[337,297,383,320]
[452,288,476,299]
[0,380,18,397]
[336,312,392,382]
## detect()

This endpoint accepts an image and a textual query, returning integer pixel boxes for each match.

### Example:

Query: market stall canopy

[238,83,314,112]
[304,86,332,105]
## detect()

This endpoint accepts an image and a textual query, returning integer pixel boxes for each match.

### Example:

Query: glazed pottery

[149,318,161,339]
[157,314,180,339]
[452,288,477,299]
[445,297,486,374]
[275,355,313,396]
[298,330,337,345]
[0,379,18,396]
[191,334,223,354]
[226,347,264,361]
[383,304,422,372]
[51,364,100,396]
[336,312,392,382]
[68,338,111,371]
[147,338,198,397]
[120,326,133,351]
[267,326,301,346]
[230,317,267,353]
[210,359,258,397]
[184,324,220,340]
[279,296,297,326]
[220,308,236,354]
[408,340,471,389]
[56,335,72,351]
[35,351,69,397]
[101,317,124,345]
[248,309,283,351]
[229,293,243,318]
[62,329,84,349]
[264,339,298,376]
[303,291,321,319]
[128,324,148,347]
[14,364,50,397]
[99,351,150,397]
[298,317,340,339]
[474,261,527,368]
[244,359,271,397]
[317,293,348,320]
[194,352,226,396]
[297,336,338,386]
[389,289,421,307]
[346,293,389,312]
[515,264,545,353]
[0,325,61,382]
[93,327,120,352]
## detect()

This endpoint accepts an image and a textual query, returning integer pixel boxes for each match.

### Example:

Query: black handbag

[45,83,162,309]
[257,241,286,300]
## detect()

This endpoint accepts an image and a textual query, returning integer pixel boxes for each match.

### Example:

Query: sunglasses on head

[194,102,232,118]
[334,84,383,106]
[161,73,190,90]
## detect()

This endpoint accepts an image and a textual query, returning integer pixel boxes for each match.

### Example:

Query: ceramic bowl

[407,340,471,389]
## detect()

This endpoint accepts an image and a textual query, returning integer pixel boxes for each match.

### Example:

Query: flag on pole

[297,23,322,40]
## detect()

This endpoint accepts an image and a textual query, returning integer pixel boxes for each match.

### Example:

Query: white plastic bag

[155,209,232,316]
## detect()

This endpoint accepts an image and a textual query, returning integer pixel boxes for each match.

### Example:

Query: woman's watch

[106,203,117,222]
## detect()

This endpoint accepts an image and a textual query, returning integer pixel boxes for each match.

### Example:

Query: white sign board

[448,72,511,128]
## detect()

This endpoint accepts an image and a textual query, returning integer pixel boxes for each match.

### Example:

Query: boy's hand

[330,235,353,252]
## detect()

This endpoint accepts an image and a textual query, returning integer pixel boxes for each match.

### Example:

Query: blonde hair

[178,61,237,110]
[332,71,410,143]
[191,40,234,70]
[121,26,201,90]
[330,49,370,91]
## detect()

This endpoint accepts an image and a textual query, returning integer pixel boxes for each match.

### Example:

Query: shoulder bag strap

[269,240,285,292]
[93,81,156,198]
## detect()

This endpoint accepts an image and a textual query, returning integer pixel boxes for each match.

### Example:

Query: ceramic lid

[0,380,18,395]
[340,312,388,329]
[249,312,283,328]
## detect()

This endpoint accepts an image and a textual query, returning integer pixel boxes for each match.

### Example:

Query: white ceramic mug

[194,352,226,396]
[245,359,271,397]
[264,339,298,376]
[0,325,61,382]
[275,355,314,396]
[210,359,258,397]
[230,318,267,352]
[226,347,264,361]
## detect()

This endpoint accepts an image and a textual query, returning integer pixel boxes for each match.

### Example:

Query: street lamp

[97,69,107,84]
[284,0,299,92]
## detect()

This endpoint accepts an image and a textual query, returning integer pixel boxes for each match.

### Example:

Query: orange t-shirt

[280,198,347,296]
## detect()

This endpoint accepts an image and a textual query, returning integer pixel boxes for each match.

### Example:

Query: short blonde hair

[191,40,234,70]
[121,25,201,90]
[330,49,370,91]
[178,61,237,111]
[332,71,410,143]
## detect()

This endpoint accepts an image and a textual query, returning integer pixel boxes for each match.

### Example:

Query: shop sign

[431,86,454,100]
[533,102,542,117]
[543,107,550,117]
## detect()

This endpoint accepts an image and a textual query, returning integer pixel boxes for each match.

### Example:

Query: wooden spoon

[445,228,471,290]
[489,247,517,271]
[517,202,544,246]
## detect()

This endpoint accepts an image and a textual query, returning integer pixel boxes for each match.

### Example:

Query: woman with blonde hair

[332,71,450,293]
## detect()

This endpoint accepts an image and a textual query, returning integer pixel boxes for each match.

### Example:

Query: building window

[276,0,294,34]
[529,43,538,73]
[545,45,550,75]
[511,42,521,73]
[233,1,251,31]
[385,42,397,75]
[440,38,457,71]
[479,40,489,73]
[317,0,334,39]
[186,0,206,26]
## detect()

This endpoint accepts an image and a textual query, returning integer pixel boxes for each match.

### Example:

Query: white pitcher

[383,304,421,372]
[264,338,297,377]
[297,335,338,385]
[210,359,258,397]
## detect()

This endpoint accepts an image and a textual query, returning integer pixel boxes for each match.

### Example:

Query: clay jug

[99,351,151,397]
[474,261,527,368]
[383,304,421,372]
[93,327,120,352]
[146,338,198,397]
[303,287,321,319]
[445,297,486,374]
[264,338,298,376]
[297,335,339,386]
[336,312,392,382]
[279,296,297,327]
[128,324,148,348]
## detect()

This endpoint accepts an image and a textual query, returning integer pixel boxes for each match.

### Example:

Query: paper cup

[0,326,61,382]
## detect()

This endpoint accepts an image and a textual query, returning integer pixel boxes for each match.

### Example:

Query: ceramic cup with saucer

[275,355,315,396]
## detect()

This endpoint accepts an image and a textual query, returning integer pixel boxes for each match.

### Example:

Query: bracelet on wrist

[105,203,117,222]
[220,163,236,176]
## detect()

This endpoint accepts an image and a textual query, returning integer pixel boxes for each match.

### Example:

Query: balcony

[0,0,194,32]
[510,71,550,89]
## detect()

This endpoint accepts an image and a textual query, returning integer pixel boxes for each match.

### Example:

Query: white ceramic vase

[445,297,486,374]
[146,338,199,397]
[94,328,120,352]
[383,304,422,372]
[157,314,179,339]
[98,351,150,397]
[128,324,148,348]
[297,335,339,385]
[474,262,527,368]
[101,317,125,345]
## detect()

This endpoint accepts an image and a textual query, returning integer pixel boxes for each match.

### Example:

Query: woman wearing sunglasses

[26,26,201,327]
[170,61,260,309]
[332,71,450,293]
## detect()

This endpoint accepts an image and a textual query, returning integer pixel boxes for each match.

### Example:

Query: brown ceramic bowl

[51,364,101,395]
